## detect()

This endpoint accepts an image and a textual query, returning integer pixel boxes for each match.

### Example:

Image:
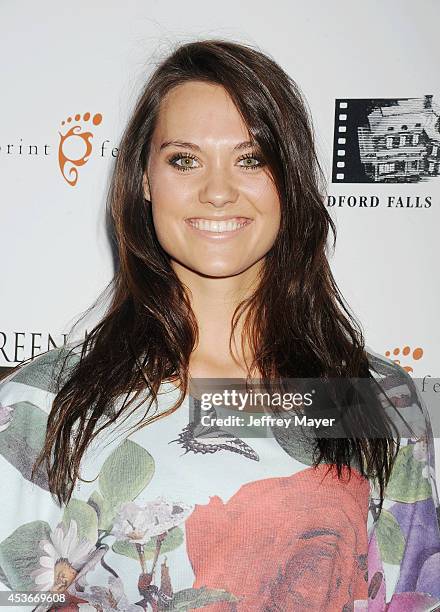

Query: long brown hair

[32,39,402,509]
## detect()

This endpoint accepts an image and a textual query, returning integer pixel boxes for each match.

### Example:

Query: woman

[0,39,439,612]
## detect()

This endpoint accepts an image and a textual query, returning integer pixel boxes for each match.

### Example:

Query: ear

[142,171,151,201]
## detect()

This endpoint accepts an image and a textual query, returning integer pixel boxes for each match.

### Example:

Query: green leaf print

[0,564,11,591]
[161,586,239,610]
[384,445,432,502]
[0,521,51,590]
[11,347,80,393]
[87,489,105,521]
[88,490,115,531]
[99,439,155,510]
[375,508,405,565]
[112,526,184,561]
[144,526,184,557]
[0,401,49,490]
[111,538,140,561]
[62,498,98,545]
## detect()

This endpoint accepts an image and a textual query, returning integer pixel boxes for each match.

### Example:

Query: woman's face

[143,81,281,279]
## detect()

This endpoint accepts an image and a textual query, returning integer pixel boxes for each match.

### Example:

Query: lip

[184,218,253,240]
[185,216,252,222]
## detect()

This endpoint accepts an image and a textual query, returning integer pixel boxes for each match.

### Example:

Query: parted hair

[29,39,402,509]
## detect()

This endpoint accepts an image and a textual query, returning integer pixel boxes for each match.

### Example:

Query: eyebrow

[159,139,257,152]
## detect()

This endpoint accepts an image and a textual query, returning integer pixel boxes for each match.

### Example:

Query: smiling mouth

[185,217,252,233]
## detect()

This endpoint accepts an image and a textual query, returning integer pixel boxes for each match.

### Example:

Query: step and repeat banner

[1,1,439,485]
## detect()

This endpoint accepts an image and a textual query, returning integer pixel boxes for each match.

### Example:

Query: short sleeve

[366,352,440,611]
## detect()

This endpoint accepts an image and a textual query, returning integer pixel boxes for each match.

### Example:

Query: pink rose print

[185,464,370,611]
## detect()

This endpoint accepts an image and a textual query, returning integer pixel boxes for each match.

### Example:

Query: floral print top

[0,344,439,612]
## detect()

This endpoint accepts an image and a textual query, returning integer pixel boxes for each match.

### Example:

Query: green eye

[168,153,199,172]
[168,151,266,172]
[237,153,265,170]
[176,157,198,168]
[239,157,259,167]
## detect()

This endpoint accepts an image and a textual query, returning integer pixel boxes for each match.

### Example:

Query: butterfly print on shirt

[169,396,259,461]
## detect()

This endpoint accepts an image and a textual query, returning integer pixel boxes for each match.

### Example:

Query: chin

[173,257,254,278]
[195,265,250,278]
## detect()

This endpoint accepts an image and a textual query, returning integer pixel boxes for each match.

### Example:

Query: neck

[172,260,262,370]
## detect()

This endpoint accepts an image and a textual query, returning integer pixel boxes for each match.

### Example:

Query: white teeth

[188,219,249,232]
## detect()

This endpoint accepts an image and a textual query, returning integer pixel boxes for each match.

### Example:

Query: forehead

[152,81,250,143]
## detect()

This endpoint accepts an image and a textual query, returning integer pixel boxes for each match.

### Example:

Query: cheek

[150,174,195,222]
[151,170,182,202]
[255,188,282,236]
[151,204,177,244]
[150,172,189,221]
[243,175,280,215]
[259,199,281,250]
[151,193,188,254]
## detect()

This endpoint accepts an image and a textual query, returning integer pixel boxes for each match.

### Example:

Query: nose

[198,166,239,208]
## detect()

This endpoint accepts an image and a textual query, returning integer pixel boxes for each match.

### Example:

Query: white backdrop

[1,0,439,484]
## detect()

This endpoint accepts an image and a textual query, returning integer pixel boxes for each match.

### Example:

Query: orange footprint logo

[58,112,102,186]
[384,345,424,373]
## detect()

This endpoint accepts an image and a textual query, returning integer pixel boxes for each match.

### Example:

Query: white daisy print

[31,519,95,592]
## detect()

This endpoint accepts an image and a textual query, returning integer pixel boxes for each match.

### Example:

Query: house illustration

[358,95,440,182]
